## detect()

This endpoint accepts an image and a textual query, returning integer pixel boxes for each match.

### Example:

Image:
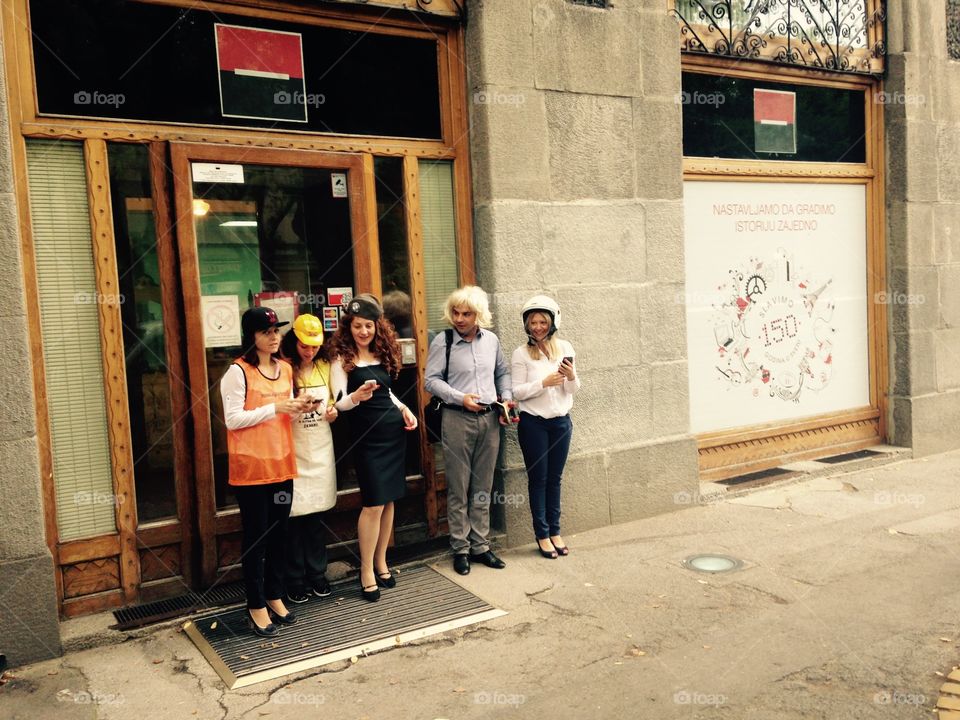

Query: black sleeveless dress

[346,364,407,507]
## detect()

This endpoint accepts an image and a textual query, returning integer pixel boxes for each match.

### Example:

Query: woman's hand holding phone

[558,357,576,381]
[352,378,379,404]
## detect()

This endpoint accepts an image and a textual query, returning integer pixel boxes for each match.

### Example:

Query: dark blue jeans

[517,412,573,539]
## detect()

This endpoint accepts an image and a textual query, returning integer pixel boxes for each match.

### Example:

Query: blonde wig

[442,285,494,329]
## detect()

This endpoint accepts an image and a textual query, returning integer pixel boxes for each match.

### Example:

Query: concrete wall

[886,1,960,456]
[0,37,62,664]
[466,0,699,547]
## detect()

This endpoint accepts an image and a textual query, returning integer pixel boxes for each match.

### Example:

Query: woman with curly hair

[330,294,418,601]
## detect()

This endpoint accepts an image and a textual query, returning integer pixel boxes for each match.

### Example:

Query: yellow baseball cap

[293,314,324,346]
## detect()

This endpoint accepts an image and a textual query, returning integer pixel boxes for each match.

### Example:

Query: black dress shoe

[360,579,381,602]
[375,570,396,589]
[268,608,297,625]
[470,550,506,569]
[248,612,280,638]
[453,553,471,575]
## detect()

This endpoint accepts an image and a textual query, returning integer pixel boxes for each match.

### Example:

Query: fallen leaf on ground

[152,659,163,664]
[584,583,594,587]
[841,482,859,492]
[703,645,712,649]
[350,656,359,664]
[453,687,466,693]
[301,642,310,647]
[939,638,953,642]
[209,621,217,630]
[697,580,709,585]
[239,655,250,660]
[625,646,646,657]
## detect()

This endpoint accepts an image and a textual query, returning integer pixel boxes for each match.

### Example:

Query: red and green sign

[215,24,307,122]
[754,89,796,155]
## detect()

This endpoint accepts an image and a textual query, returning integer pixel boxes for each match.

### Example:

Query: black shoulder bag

[424,329,453,443]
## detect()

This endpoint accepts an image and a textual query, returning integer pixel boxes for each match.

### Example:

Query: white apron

[290,363,337,516]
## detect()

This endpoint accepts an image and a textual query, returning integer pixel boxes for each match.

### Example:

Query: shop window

[30,0,442,139]
[26,139,116,540]
[949,0,960,60]
[107,143,178,523]
[419,160,460,334]
[681,72,866,163]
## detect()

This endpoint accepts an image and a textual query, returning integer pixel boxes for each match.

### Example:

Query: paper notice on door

[192,163,245,184]
[331,173,347,198]
[202,295,242,347]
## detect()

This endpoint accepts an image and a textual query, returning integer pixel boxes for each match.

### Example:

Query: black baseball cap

[241,306,289,336]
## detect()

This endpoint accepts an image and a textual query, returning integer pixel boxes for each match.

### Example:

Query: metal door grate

[183,565,505,688]
[817,449,884,464]
[113,582,245,630]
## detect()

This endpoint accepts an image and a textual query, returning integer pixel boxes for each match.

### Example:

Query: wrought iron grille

[949,0,960,60]
[671,0,886,75]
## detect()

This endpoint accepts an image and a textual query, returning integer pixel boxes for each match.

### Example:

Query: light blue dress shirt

[424,328,512,406]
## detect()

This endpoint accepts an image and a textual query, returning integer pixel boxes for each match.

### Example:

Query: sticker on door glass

[331,173,348,198]
[201,295,241,348]
[192,163,244,184]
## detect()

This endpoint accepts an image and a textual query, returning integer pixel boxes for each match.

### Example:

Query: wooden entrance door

[170,143,382,586]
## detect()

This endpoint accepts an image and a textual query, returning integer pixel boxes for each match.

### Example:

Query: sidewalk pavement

[3,448,960,720]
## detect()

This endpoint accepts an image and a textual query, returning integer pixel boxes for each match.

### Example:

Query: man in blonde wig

[425,286,512,575]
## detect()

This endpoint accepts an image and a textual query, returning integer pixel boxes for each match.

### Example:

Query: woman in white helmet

[511,296,581,559]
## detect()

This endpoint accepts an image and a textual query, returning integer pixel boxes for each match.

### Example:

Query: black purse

[424,329,453,443]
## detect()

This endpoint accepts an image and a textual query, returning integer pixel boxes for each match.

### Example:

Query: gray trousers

[441,408,500,554]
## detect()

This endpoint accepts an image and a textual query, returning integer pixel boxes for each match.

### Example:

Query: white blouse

[510,339,581,419]
[330,357,406,413]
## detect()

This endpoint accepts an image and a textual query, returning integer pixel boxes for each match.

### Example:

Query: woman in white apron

[280,314,339,603]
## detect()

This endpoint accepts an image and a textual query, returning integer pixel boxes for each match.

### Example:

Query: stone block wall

[0,36,62,664]
[466,0,699,547]
[886,0,960,456]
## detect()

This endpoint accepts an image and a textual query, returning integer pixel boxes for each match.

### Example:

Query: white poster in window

[683,181,870,434]
[202,295,242,348]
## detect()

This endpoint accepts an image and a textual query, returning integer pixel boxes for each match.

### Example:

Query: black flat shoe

[536,539,558,559]
[375,570,396,588]
[268,608,297,625]
[470,550,506,569]
[360,579,381,602]
[247,613,279,638]
[453,554,470,575]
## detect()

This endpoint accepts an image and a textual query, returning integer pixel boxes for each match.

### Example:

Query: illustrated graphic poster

[683,181,870,434]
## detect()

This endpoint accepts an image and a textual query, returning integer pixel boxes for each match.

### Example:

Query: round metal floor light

[683,554,743,574]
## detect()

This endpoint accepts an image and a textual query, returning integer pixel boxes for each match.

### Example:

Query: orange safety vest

[226,358,298,486]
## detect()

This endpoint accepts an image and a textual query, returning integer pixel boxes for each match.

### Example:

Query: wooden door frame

[169,142,375,585]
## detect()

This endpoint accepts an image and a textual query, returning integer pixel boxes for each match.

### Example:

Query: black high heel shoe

[360,577,381,602]
[268,607,298,625]
[375,569,396,589]
[247,611,279,638]
[536,539,558,559]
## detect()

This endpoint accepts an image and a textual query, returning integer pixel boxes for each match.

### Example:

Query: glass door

[170,144,377,586]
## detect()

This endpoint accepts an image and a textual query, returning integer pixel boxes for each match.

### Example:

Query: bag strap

[442,328,453,382]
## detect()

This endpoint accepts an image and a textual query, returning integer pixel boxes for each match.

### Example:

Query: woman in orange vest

[220,306,312,637]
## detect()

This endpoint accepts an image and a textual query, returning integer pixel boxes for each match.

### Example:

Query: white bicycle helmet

[521,295,561,342]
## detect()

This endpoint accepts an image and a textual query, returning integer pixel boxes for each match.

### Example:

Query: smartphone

[363,379,379,387]
[562,356,574,365]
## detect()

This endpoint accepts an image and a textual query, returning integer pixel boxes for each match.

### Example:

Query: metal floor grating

[717,467,797,488]
[183,565,505,688]
[113,582,246,630]
[817,448,885,464]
